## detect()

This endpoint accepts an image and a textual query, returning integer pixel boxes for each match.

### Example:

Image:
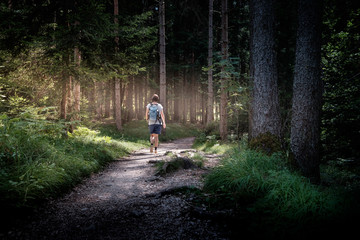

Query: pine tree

[159,1,166,121]
[207,0,214,126]
[220,0,229,141]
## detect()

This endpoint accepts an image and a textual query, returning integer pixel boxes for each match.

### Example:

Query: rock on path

[2,137,228,240]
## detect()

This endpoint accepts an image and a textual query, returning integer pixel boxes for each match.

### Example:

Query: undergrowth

[192,129,359,237]
[0,114,147,208]
[0,114,197,209]
[200,147,359,237]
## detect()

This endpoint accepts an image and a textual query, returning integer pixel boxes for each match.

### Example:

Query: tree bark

[73,47,81,121]
[135,78,140,119]
[60,78,67,119]
[104,80,111,118]
[207,0,214,126]
[126,78,134,121]
[291,0,322,183]
[88,80,96,117]
[220,0,228,141]
[114,0,121,130]
[249,0,281,139]
[159,1,167,120]
[173,69,180,122]
[181,68,186,124]
[190,53,196,124]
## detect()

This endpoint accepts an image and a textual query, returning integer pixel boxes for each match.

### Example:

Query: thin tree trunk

[135,78,139,119]
[190,53,196,124]
[220,0,228,141]
[88,80,96,117]
[126,78,134,121]
[182,68,187,124]
[95,82,102,119]
[159,1,167,121]
[249,0,281,139]
[207,0,214,126]
[73,47,81,121]
[140,76,145,118]
[112,79,116,118]
[105,80,111,118]
[60,78,67,119]
[67,75,73,116]
[202,91,206,124]
[291,0,322,183]
[114,0,121,130]
[114,79,122,130]
[173,69,180,122]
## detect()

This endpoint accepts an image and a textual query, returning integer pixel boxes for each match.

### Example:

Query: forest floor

[1,137,233,240]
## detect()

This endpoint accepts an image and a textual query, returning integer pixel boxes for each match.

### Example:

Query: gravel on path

[2,137,230,240]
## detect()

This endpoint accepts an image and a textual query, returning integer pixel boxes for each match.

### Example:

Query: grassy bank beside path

[0,117,198,209]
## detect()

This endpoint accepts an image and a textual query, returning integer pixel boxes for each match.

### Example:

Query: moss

[249,132,282,156]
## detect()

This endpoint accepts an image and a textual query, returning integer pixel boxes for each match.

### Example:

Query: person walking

[145,94,166,154]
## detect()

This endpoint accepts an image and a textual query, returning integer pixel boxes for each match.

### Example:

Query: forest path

[4,137,228,240]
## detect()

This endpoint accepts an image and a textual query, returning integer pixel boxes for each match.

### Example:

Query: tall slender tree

[207,0,214,126]
[73,46,81,120]
[159,1,166,120]
[291,0,322,182]
[220,0,228,141]
[249,0,281,139]
[114,0,122,130]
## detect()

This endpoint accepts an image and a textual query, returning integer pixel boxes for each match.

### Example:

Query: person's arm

[160,110,166,128]
[145,107,149,121]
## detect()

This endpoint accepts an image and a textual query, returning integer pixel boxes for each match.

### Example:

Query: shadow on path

[2,137,227,240]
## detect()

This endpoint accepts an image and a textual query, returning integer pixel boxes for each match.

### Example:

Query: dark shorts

[149,124,162,134]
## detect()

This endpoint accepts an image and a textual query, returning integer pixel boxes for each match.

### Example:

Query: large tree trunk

[291,0,322,183]
[249,0,281,139]
[219,0,228,141]
[159,1,167,119]
[207,0,214,126]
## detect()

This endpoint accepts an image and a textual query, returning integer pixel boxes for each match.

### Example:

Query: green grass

[116,120,200,142]
[200,147,359,237]
[192,139,235,155]
[0,116,198,208]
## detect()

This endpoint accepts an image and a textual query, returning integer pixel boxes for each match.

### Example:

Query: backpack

[148,104,161,123]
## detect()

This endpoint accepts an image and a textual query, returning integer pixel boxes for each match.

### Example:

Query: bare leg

[153,134,159,153]
[150,134,155,153]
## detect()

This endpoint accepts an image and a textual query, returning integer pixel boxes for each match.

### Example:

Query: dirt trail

[3,137,228,240]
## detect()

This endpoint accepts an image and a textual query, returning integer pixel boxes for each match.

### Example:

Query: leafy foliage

[321,0,360,161]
